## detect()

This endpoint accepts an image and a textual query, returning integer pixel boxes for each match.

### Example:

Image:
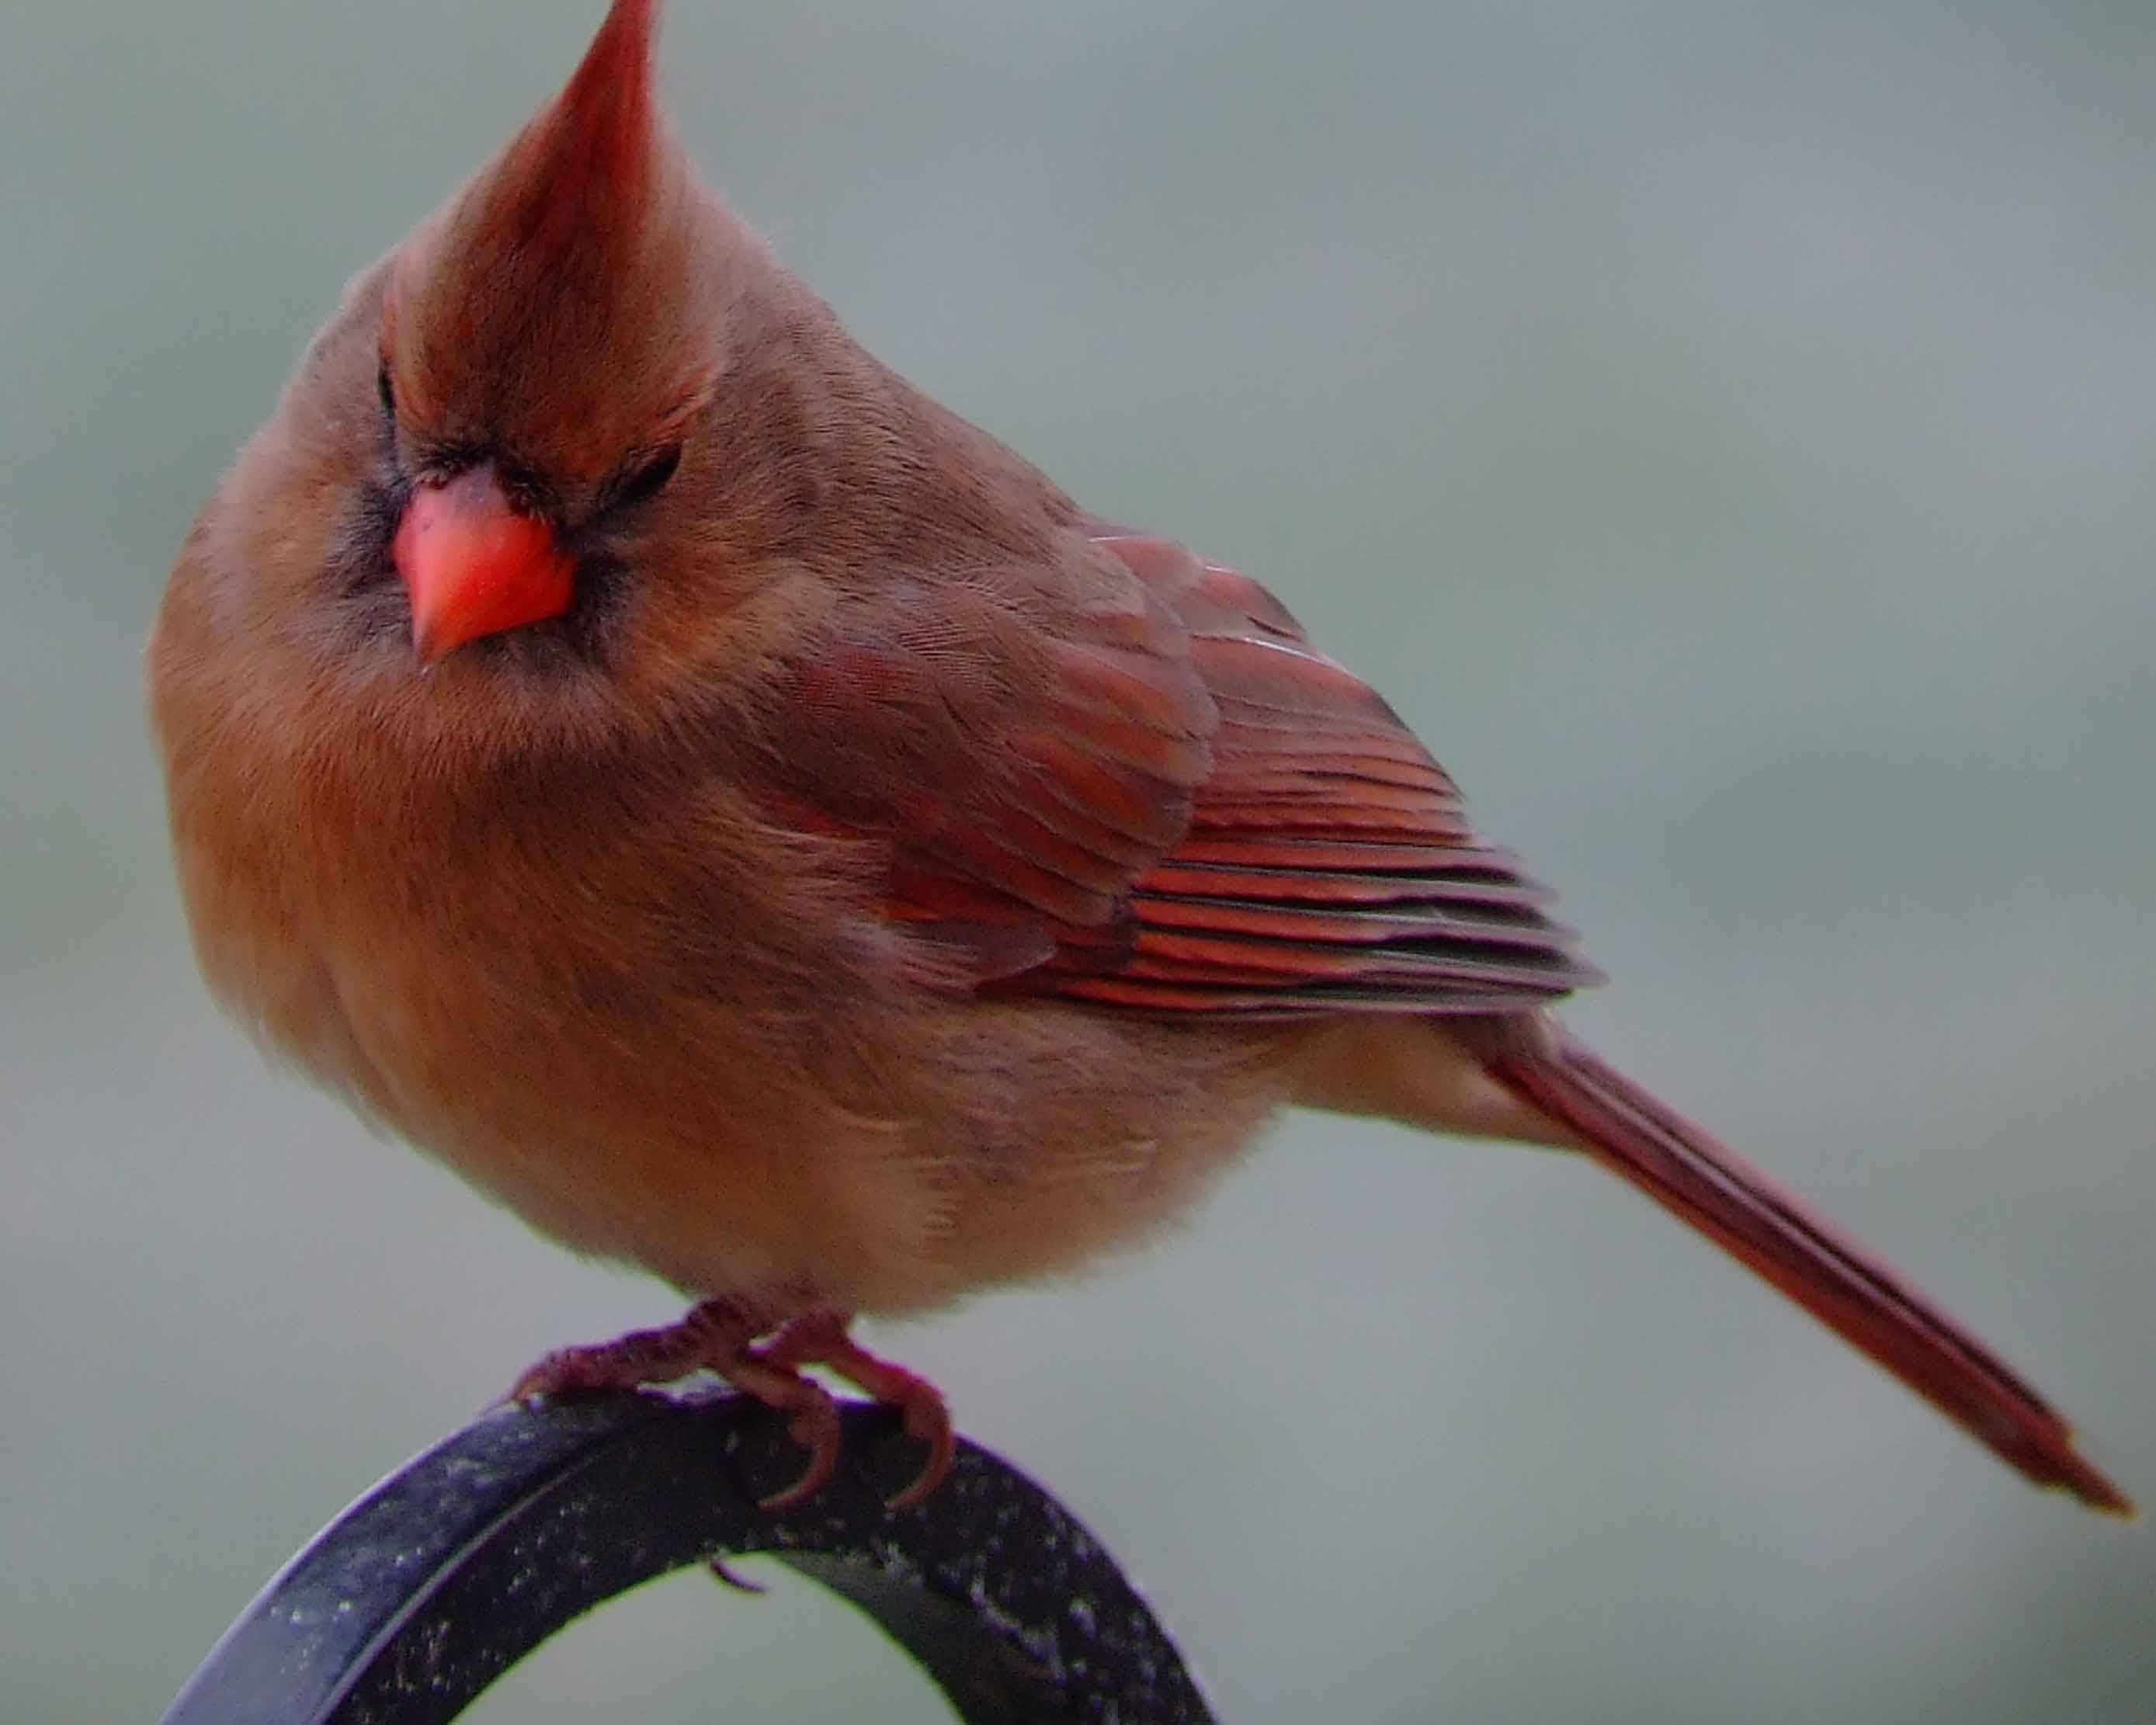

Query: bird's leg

[507,1296,842,1507]
[756,1310,956,1508]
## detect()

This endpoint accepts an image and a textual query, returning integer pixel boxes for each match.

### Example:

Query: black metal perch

[160,1389,1217,1723]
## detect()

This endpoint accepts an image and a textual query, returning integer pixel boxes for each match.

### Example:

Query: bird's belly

[176,802,1311,1314]
[315,952,921,1303]
[179,877,863,1302]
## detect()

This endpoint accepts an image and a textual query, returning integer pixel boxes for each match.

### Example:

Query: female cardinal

[148,0,2126,1515]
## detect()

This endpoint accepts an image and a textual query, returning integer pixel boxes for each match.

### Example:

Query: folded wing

[761,522,1597,1014]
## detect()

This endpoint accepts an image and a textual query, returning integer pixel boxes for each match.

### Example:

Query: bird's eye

[377,362,397,422]
[610,443,682,512]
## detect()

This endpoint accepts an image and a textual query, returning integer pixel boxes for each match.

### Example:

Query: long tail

[1487,1036,2131,1515]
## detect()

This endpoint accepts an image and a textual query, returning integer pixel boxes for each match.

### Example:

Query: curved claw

[884,1394,955,1509]
[884,1423,953,1501]
[505,1348,605,1404]
[745,1371,845,1508]
[758,1446,837,1511]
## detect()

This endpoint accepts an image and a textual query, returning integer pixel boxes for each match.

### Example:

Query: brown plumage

[148,0,2128,1514]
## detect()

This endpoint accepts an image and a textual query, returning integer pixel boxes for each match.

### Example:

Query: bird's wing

[759,522,1599,1014]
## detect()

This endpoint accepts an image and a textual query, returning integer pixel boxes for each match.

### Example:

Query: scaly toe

[506,1347,606,1404]
[504,1300,769,1404]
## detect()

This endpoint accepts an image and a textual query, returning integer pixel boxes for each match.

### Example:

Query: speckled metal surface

[159,1388,1216,1723]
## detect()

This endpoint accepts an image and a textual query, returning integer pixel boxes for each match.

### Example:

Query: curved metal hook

[161,1389,1216,1723]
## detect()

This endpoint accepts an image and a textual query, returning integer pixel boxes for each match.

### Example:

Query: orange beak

[392,463,576,662]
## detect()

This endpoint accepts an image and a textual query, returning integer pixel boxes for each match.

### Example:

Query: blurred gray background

[5,2,2153,1720]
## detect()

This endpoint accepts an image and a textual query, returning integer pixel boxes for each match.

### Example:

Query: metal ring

[160,1388,1217,1723]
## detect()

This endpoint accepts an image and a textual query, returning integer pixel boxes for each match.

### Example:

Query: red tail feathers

[1488,1039,2131,1515]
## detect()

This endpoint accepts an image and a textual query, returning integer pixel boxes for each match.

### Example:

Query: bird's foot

[758,1311,955,1508]
[507,1300,950,1508]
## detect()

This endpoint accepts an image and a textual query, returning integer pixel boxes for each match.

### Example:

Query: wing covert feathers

[769,521,1595,1012]
[1035,529,1599,1015]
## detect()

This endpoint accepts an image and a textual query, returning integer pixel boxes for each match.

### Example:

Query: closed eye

[606,443,681,515]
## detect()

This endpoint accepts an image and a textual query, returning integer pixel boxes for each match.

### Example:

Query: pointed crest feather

[496,0,662,254]
[387,0,716,480]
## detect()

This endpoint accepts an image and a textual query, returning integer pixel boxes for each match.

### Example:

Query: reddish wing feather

[1036,529,1598,1015]
[766,524,1599,1013]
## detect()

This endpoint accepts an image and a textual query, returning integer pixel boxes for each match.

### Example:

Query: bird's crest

[490,0,661,257]
[385,0,710,481]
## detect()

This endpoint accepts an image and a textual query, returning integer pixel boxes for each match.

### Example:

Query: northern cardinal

[148,0,2127,1516]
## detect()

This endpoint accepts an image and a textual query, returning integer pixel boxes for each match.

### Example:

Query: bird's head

[161,0,916,778]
